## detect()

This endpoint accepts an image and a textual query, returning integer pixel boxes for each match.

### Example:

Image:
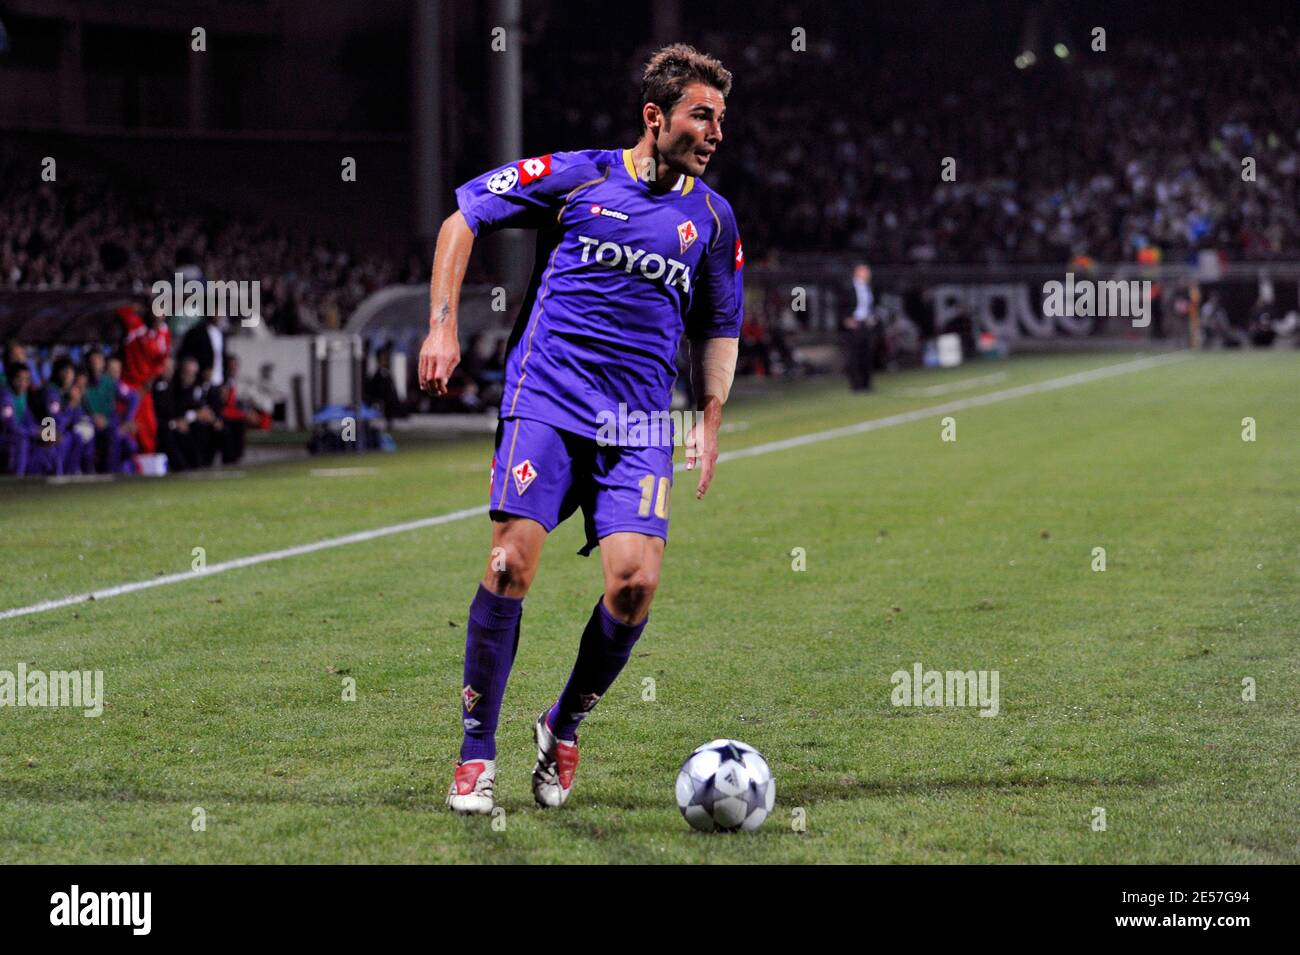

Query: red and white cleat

[446,758,496,815]
[532,712,578,808]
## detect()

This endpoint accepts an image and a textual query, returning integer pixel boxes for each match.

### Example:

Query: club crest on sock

[512,459,537,495]
[462,684,482,713]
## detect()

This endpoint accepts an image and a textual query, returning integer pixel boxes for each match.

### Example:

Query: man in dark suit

[160,355,220,469]
[152,355,190,471]
[178,315,226,386]
[842,263,878,391]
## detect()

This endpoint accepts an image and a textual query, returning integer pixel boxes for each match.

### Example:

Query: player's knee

[483,542,536,596]
[606,563,659,616]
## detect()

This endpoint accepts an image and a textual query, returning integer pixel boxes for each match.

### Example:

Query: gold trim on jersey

[496,418,522,511]
[704,193,722,252]
[621,147,695,195]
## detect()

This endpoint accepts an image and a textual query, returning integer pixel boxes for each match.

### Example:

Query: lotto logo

[518,154,552,184]
[590,204,630,221]
[734,238,744,271]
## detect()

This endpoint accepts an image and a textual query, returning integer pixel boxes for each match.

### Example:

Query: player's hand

[418,326,460,396]
[685,400,722,499]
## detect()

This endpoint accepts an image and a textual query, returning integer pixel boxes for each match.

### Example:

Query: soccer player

[419,44,744,814]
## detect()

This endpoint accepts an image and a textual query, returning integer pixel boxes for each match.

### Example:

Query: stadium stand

[3,16,1299,477]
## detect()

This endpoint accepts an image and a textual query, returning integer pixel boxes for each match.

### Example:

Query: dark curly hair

[639,44,732,132]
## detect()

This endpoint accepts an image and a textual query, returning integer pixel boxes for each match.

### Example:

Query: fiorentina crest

[677,219,698,254]
[512,459,537,495]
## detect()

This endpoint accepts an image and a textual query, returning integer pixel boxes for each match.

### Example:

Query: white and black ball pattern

[675,739,775,832]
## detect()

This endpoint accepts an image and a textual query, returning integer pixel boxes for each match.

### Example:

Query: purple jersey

[455,148,744,448]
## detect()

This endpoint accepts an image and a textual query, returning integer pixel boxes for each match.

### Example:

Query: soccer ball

[675,739,775,832]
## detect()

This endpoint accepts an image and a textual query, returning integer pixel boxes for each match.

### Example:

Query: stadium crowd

[0,144,417,334]
[524,24,1300,265]
[1,28,1294,309]
[1,307,269,478]
[3,22,1298,476]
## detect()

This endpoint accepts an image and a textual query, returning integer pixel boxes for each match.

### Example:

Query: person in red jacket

[118,305,171,455]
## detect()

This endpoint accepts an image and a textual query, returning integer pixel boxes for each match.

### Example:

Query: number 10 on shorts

[638,475,670,518]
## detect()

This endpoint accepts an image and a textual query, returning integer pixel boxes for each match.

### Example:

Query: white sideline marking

[1,353,1188,620]
[1,505,489,621]
[883,371,1008,397]
[44,474,116,486]
[711,352,1189,467]
[182,470,246,481]
[310,467,379,477]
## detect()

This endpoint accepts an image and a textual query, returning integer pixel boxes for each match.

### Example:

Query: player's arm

[418,211,475,396]
[419,153,577,395]
[684,207,745,500]
[686,336,738,499]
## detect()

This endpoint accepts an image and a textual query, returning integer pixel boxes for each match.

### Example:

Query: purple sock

[547,598,647,742]
[459,583,523,762]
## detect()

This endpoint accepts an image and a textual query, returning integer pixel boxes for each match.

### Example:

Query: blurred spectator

[179,355,222,467]
[1,342,39,391]
[103,355,140,473]
[2,363,41,474]
[179,314,227,386]
[119,304,171,456]
[236,361,285,429]
[151,355,185,471]
[843,263,878,391]
[216,355,258,464]
[364,342,404,426]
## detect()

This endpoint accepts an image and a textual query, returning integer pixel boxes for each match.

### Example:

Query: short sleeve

[455,152,593,236]
[686,197,744,340]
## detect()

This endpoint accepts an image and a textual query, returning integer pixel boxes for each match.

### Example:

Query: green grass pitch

[1,351,1296,863]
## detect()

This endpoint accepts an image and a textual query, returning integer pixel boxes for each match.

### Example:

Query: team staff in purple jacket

[102,356,140,474]
[48,358,96,475]
[1,364,60,475]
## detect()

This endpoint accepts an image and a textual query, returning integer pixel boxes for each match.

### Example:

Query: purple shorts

[489,416,674,555]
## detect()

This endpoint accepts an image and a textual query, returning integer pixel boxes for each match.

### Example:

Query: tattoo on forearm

[435,300,451,325]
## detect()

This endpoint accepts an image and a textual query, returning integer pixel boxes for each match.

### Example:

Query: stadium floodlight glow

[1015,51,1038,70]
[1054,43,1069,59]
